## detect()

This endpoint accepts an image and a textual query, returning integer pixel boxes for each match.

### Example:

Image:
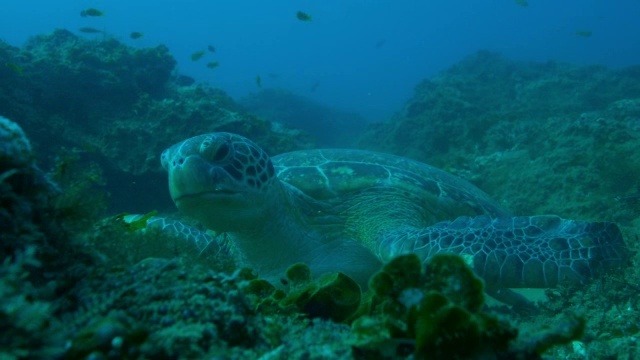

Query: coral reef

[359,51,640,223]
[3,29,640,358]
[0,115,598,358]
[0,30,311,213]
[0,115,62,256]
[358,52,640,358]
[21,29,175,122]
[62,258,271,359]
[0,115,33,167]
[0,116,95,359]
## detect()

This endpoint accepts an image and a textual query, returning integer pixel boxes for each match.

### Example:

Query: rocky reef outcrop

[2,31,640,359]
[360,51,640,224]
[0,29,310,212]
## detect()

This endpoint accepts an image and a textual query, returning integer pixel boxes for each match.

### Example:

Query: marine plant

[49,151,108,233]
[350,253,586,359]
[243,262,361,323]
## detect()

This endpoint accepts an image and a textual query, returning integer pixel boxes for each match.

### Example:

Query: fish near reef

[130,32,144,40]
[575,30,593,38]
[514,0,528,7]
[191,50,207,61]
[78,27,103,34]
[255,75,262,88]
[296,11,312,22]
[80,8,104,17]
[208,45,216,53]
[206,61,220,69]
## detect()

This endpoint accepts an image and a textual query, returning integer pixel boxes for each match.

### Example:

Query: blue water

[1,0,638,121]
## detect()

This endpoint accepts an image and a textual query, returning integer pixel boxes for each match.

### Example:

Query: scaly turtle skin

[159,132,630,290]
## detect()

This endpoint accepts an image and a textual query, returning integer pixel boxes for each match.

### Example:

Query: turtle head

[161,132,278,231]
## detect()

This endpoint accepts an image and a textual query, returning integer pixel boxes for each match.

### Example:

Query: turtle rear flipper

[379,215,631,289]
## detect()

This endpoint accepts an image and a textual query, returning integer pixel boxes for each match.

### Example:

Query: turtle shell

[273,149,510,225]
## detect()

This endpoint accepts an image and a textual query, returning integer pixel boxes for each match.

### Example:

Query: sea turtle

[156,132,629,295]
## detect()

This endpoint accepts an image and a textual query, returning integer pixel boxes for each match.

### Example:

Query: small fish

[191,50,206,61]
[575,30,592,38]
[255,75,262,88]
[80,8,104,17]
[130,32,144,40]
[122,210,159,232]
[206,61,219,69]
[5,63,23,75]
[78,27,103,34]
[296,11,312,22]
[207,45,216,53]
[514,0,528,7]
[310,81,320,92]
[374,39,386,49]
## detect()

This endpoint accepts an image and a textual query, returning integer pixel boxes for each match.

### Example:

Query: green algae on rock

[353,253,586,359]
[248,262,362,324]
[283,267,362,323]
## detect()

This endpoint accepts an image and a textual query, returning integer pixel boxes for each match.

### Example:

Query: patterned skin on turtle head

[161,132,277,231]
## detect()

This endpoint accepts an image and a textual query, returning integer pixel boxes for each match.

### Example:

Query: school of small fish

[70,4,593,90]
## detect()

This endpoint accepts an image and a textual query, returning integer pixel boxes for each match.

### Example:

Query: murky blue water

[2,0,638,121]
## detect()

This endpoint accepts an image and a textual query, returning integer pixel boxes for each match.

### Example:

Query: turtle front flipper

[378,215,631,289]
[124,215,231,256]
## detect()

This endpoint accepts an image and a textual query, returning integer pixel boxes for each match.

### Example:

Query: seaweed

[351,254,586,359]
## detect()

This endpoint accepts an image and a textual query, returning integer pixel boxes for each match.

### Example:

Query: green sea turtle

[153,132,629,294]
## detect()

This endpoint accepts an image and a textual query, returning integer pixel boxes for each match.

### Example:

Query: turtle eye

[212,142,230,162]
[200,136,232,163]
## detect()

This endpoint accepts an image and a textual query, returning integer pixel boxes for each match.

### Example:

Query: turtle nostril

[173,158,185,167]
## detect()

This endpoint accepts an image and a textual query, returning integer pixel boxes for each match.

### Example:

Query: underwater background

[2,0,640,122]
[1,1,640,359]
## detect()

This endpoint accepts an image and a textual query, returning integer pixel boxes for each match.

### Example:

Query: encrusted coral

[0,115,33,168]
[0,117,65,359]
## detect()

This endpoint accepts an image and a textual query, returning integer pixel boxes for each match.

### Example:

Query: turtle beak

[168,156,270,231]
[168,155,241,202]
